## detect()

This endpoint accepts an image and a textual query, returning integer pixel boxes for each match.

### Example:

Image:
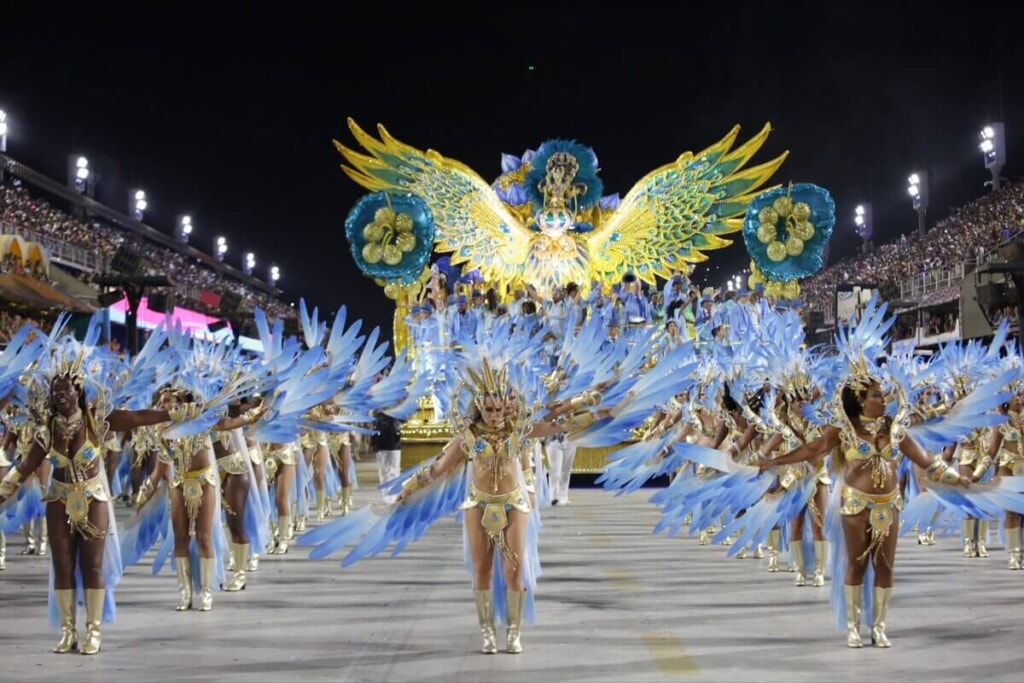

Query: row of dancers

[4,291,1024,657]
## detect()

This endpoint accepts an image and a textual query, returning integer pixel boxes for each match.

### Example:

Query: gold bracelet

[0,468,24,498]
[401,467,432,495]
[168,405,200,423]
[135,478,156,508]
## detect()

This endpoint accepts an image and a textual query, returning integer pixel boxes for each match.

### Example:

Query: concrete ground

[2,463,1022,682]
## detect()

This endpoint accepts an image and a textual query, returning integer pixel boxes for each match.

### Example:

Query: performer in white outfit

[545,432,577,505]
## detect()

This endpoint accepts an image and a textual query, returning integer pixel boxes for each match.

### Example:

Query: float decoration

[742,182,835,298]
[335,119,788,295]
[345,191,436,286]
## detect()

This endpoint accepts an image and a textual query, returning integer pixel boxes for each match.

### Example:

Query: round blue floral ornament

[345,192,435,285]
[742,183,835,282]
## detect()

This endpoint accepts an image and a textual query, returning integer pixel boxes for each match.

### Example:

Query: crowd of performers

[4,280,1024,659]
[0,302,429,654]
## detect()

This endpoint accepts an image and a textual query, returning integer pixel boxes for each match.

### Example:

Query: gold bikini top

[48,438,103,469]
[461,424,524,493]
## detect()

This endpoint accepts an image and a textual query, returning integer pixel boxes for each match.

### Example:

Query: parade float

[336,118,832,469]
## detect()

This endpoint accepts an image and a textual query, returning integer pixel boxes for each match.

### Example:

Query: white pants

[546,438,577,504]
[375,450,401,504]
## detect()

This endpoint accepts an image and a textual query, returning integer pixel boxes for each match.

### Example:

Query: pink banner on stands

[109,296,231,339]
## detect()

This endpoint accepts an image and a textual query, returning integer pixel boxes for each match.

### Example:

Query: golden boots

[224,543,249,592]
[197,558,215,611]
[270,515,291,555]
[505,589,525,654]
[871,586,892,648]
[175,557,193,611]
[53,589,78,653]
[812,540,827,587]
[844,584,863,648]
[976,520,990,558]
[791,542,806,586]
[962,519,976,557]
[474,590,498,654]
[340,486,353,516]
[81,589,104,655]
[316,490,329,522]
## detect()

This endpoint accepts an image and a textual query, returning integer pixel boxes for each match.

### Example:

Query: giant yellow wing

[586,124,788,285]
[336,119,533,284]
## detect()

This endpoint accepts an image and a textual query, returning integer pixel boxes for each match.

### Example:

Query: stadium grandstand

[0,145,295,353]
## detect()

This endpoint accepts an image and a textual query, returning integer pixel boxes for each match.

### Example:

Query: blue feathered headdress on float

[345,191,436,285]
[524,139,604,211]
[742,182,835,298]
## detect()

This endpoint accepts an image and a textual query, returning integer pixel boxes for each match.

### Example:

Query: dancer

[0,355,183,654]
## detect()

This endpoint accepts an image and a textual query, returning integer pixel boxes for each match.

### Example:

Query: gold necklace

[53,408,84,442]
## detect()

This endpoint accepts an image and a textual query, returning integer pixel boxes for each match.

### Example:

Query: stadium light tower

[216,236,228,262]
[854,203,873,254]
[177,214,193,243]
[245,252,255,275]
[132,189,147,221]
[0,109,8,152]
[66,155,93,194]
[270,265,280,283]
[906,172,928,238]
[979,123,1005,191]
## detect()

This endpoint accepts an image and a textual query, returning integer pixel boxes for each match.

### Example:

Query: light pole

[270,265,280,284]
[907,172,928,238]
[67,155,92,195]
[0,109,8,153]
[177,214,193,243]
[979,123,1005,192]
[245,252,255,276]
[854,203,873,254]
[216,236,228,262]
[132,190,147,221]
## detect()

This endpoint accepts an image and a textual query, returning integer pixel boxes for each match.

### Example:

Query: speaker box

[98,289,124,308]
[219,290,243,316]
[109,245,141,276]
[208,320,229,333]
[975,281,1012,312]
[807,311,825,328]
[147,292,175,314]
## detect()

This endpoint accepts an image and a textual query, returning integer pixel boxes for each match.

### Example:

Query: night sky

[2,2,1021,339]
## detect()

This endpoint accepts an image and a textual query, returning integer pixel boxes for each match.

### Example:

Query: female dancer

[985,394,1024,569]
[135,386,259,611]
[0,365,182,654]
[395,371,609,654]
[757,379,968,648]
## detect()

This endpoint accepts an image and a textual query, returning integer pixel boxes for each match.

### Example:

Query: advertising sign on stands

[107,297,263,352]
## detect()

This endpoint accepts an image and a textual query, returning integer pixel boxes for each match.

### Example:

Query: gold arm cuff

[927,460,961,485]
[169,404,200,423]
[564,410,597,432]
[0,468,24,498]
[401,467,432,495]
[569,391,603,411]
[971,456,993,480]
[135,478,156,508]
[522,468,537,487]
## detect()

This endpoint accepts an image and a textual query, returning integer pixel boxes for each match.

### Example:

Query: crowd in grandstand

[0,309,51,346]
[802,182,1024,318]
[0,183,293,319]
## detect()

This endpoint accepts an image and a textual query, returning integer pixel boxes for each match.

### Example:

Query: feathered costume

[297,311,696,653]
